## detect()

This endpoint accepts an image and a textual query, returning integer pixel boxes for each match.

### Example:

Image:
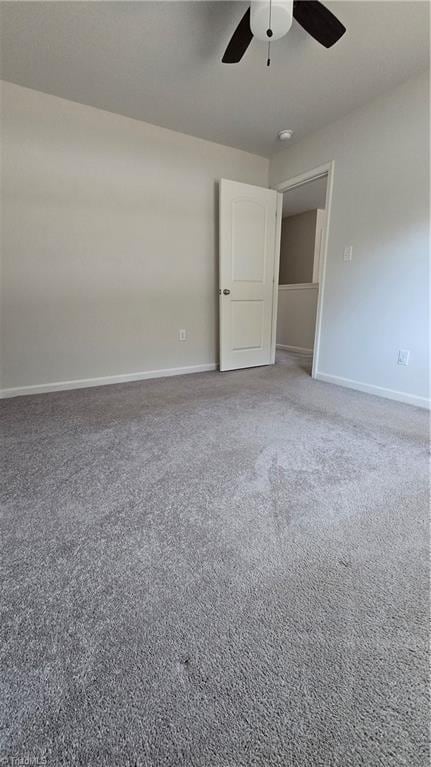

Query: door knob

[223,289,231,295]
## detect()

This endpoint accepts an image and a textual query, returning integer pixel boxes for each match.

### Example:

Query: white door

[219,179,282,371]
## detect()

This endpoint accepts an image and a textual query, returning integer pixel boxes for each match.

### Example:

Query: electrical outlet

[178,329,187,342]
[397,349,410,366]
[343,246,353,262]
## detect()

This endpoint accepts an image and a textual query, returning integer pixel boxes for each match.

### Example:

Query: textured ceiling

[0,1,429,157]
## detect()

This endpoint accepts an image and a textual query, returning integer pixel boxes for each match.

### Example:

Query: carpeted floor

[1,352,429,767]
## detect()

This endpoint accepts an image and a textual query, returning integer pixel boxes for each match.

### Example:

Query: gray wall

[277,285,318,352]
[270,71,429,406]
[279,210,317,284]
[0,82,269,391]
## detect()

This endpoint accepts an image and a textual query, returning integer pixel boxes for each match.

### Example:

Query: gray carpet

[1,352,429,767]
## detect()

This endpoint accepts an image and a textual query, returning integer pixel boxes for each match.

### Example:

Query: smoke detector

[278,129,294,141]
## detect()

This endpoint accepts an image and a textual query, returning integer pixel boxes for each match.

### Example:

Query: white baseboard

[0,363,217,399]
[315,371,430,410]
[277,344,313,356]
[3,362,428,410]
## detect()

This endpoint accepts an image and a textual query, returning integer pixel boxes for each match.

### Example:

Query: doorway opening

[275,169,330,374]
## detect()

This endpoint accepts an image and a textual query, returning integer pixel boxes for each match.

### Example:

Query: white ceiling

[282,175,327,217]
[0,1,429,157]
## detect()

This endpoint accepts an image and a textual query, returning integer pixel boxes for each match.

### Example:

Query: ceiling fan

[222,0,346,64]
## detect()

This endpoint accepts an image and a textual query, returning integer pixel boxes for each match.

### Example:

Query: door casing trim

[272,161,335,379]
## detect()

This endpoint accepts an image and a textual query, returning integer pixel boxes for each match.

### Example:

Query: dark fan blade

[293,1,346,48]
[222,7,253,63]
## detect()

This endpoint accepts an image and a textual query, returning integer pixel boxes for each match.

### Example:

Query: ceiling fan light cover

[251,0,293,42]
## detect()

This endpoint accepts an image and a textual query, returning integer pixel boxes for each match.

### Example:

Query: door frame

[272,161,335,379]
[270,192,283,364]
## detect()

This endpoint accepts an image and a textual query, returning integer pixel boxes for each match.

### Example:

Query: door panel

[219,179,281,371]
[232,199,266,282]
[231,300,264,350]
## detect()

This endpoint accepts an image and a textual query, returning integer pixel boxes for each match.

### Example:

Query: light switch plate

[397,349,410,366]
[343,246,353,262]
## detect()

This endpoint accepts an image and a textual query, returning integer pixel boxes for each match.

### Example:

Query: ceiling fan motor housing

[250,0,293,42]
